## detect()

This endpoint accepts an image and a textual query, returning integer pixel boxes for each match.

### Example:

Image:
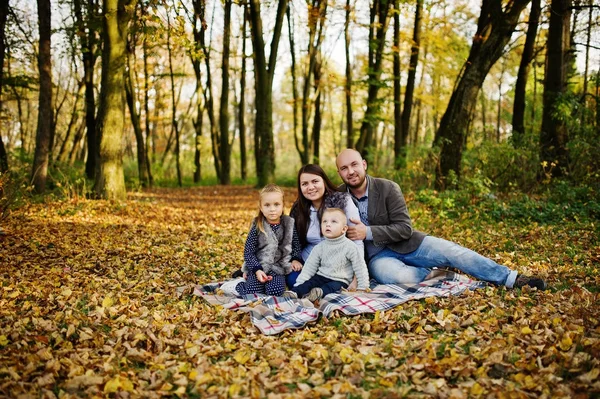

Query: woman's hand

[255,270,272,283]
[291,260,303,272]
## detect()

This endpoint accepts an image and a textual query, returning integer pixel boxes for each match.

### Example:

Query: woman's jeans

[368,236,517,287]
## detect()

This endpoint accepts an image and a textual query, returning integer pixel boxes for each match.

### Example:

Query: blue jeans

[368,236,518,287]
[292,274,347,298]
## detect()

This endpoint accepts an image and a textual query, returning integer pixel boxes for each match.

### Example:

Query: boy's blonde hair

[322,208,347,224]
[255,184,285,234]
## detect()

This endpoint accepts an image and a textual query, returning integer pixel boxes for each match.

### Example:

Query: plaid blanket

[187,270,487,335]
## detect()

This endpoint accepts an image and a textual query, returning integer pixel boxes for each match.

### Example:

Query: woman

[287,164,364,288]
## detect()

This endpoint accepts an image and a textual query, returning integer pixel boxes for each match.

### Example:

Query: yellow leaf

[521,326,533,334]
[233,349,251,364]
[228,383,242,397]
[102,296,114,308]
[339,347,354,364]
[0,335,8,346]
[470,382,485,396]
[559,335,572,351]
[188,370,198,381]
[104,377,121,393]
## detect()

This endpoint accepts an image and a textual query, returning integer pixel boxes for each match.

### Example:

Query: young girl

[234,184,303,296]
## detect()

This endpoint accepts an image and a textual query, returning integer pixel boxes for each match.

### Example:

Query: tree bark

[219,0,232,184]
[94,0,133,200]
[401,0,422,150]
[141,3,153,185]
[512,0,541,147]
[434,0,531,190]
[540,0,571,177]
[248,0,288,186]
[32,0,53,193]
[189,3,204,183]
[344,0,353,148]
[0,0,9,173]
[581,0,592,124]
[356,0,393,158]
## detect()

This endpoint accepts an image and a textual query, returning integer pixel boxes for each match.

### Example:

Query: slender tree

[512,0,541,147]
[239,5,247,181]
[312,53,323,163]
[0,0,9,173]
[125,35,149,187]
[344,0,353,148]
[165,7,182,186]
[56,82,84,163]
[355,0,393,157]
[434,0,531,190]
[540,0,571,177]
[287,6,303,163]
[219,0,232,184]
[247,0,289,185]
[393,0,402,168]
[141,3,154,185]
[94,0,134,200]
[401,0,422,150]
[73,0,99,180]
[31,0,53,193]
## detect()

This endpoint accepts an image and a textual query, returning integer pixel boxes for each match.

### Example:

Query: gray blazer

[342,175,426,254]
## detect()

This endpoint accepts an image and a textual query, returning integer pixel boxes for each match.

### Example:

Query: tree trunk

[512,0,541,147]
[393,0,403,168]
[434,0,531,190]
[540,0,571,177]
[239,6,247,181]
[125,42,149,187]
[345,0,353,148]
[581,1,592,124]
[248,0,288,186]
[68,122,85,164]
[219,0,232,184]
[401,0,422,149]
[190,4,204,183]
[94,0,133,200]
[356,0,393,158]
[32,0,53,193]
[0,0,9,172]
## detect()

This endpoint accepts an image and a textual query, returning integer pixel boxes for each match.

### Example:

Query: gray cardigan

[341,175,426,254]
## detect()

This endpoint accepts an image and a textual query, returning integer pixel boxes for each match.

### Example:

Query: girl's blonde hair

[255,184,285,234]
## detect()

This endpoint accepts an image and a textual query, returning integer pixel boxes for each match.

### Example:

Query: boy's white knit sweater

[295,234,370,290]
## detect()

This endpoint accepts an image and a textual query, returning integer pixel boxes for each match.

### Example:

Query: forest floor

[0,186,598,398]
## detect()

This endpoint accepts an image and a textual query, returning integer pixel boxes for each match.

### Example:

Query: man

[336,148,547,290]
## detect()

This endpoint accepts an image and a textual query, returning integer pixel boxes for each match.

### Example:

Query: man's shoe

[514,274,547,290]
[306,287,323,302]
[231,269,244,279]
[282,290,298,299]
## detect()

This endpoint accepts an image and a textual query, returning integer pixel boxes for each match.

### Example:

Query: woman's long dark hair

[290,164,341,248]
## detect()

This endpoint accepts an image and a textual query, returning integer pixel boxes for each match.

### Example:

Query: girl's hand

[242,272,247,280]
[256,270,272,283]
[291,260,303,272]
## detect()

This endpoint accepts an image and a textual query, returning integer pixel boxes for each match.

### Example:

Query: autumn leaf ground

[1,186,599,398]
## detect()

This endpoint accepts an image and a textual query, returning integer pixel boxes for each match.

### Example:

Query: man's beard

[345,173,366,189]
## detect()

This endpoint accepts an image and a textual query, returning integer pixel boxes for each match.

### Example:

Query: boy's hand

[256,270,272,283]
[347,276,358,291]
[291,260,303,272]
